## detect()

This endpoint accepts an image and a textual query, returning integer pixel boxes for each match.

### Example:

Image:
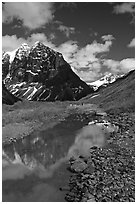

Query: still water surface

[3,112,105,202]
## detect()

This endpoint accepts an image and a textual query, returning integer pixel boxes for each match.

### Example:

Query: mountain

[2,42,93,101]
[81,70,135,113]
[2,83,21,105]
[88,73,124,91]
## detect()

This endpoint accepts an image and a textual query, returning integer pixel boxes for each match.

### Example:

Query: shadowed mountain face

[2,83,21,105]
[81,70,135,113]
[2,42,93,101]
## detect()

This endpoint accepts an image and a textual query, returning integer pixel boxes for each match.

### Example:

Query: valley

[2,34,135,202]
[2,87,135,201]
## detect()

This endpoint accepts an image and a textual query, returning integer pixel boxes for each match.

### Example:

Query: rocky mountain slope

[2,83,21,105]
[2,42,93,101]
[82,70,135,113]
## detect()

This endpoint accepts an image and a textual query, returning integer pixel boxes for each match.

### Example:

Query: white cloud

[127,38,135,48]
[103,59,120,73]
[54,36,114,70]
[28,33,55,49]
[101,34,115,41]
[2,33,56,52]
[2,32,115,68]
[75,70,101,82]
[56,41,78,62]
[71,61,102,82]
[2,2,54,29]
[69,39,114,69]
[103,58,135,73]
[90,61,101,70]
[2,35,25,51]
[3,33,126,82]
[120,58,135,72]
[58,25,75,37]
[113,3,135,14]
[73,61,102,82]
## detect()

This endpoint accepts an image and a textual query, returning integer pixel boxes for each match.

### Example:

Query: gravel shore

[65,111,135,202]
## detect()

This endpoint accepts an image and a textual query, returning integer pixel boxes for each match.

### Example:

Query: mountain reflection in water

[3,112,107,202]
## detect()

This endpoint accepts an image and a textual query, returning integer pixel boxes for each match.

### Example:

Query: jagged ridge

[2,42,93,101]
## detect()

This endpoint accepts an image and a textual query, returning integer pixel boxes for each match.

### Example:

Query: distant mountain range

[88,73,124,91]
[2,41,134,106]
[2,42,93,103]
[82,69,135,112]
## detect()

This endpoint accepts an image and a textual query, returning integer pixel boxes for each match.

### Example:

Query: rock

[96,112,107,116]
[82,193,95,202]
[66,142,135,202]
[88,121,95,125]
[70,158,88,173]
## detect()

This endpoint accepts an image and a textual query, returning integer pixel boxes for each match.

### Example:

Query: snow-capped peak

[31,41,45,50]
[34,41,41,45]
[16,43,30,60]
[2,43,30,63]
[88,73,123,90]
[5,49,18,64]
[21,43,29,47]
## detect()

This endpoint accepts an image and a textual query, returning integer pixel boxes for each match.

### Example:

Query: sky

[2,2,135,82]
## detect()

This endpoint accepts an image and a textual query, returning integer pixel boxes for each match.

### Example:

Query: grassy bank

[2,100,70,143]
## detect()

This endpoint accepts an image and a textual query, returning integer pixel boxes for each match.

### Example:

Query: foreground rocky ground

[63,69,134,202]
[64,107,135,202]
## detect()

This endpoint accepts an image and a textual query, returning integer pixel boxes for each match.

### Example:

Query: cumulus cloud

[69,38,114,69]
[120,58,135,72]
[2,33,115,82]
[113,2,135,14]
[57,2,77,10]
[56,40,78,62]
[2,33,56,52]
[113,2,135,23]
[103,58,135,73]
[71,60,102,82]
[2,35,25,51]
[2,2,54,29]
[2,33,134,82]
[58,25,75,37]
[103,59,119,72]
[6,33,136,82]
[127,38,135,48]
[28,33,55,49]
[74,67,102,82]
[101,34,115,41]
[53,35,114,72]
